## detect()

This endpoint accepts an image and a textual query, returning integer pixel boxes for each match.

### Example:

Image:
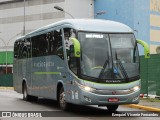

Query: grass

[140,98,160,102]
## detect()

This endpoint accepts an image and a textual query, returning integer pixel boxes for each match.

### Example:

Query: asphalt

[0,87,160,112]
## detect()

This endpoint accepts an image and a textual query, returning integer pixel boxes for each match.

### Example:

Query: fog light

[133,96,139,101]
[84,96,91,102]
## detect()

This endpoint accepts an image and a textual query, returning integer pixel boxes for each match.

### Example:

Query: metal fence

[140,54,160,96]
[0,74,13,87]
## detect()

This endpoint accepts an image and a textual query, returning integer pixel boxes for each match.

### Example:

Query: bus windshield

[78,32,139,82]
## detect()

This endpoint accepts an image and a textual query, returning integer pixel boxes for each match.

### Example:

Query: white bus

[13,19,149,111]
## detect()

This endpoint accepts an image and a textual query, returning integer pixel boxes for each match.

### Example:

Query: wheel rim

[23,86,27,99]
[59,90,66,109]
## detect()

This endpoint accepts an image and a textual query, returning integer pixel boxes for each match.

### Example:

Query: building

[1,0,160,73]
[0,0,94,74]
[94,0,160,55]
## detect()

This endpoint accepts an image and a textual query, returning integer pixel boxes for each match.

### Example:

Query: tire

[23,83,38,102]
[106,105,119,111]
[58,87,68,110]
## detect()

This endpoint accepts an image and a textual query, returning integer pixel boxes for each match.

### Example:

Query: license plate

[108,98,119,102]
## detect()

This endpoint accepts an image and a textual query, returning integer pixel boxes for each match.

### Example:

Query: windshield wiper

[116,59,128,79]
[98,58,115,79]
[114,50,128,79]
[98,59,109,79]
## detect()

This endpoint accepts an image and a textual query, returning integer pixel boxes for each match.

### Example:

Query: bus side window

[20,38,31,59]
[48,29,64,59]
[32,33,48,57]
[14,42,19,59]
[19,39,25,59]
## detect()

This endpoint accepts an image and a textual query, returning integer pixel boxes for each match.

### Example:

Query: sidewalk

[139,98,160,109]
[0,87,14,90]
[124,98,160,112]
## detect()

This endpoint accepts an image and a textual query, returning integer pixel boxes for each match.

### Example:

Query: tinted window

[16,38,31,59]
[31,29,64,59]
[32,33,48,57]
[48,29,64,59]
[14,41,19,58]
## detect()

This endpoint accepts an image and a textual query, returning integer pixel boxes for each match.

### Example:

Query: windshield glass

[110,34,139,79]
[78,32,139,82]
[79,32,112,79]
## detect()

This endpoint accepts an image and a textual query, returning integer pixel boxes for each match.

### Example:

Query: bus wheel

[58,87,68,110]
[23,83,30,101]
[23,83,38,101]
[106,105,119,111]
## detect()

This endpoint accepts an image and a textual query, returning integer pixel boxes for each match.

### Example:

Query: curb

[0,87,14,90]
[124,104,160,112]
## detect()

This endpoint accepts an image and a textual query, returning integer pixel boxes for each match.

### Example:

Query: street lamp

[0,32,22,74]
[54,5,74,19]
[95,11,106,17]
[88,11,106,18]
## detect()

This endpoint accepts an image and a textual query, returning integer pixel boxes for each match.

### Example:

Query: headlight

[75,81,96,92]
[131,86,140,92]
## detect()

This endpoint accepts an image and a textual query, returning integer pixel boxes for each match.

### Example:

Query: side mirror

[137,39,150,58]
[69,38,81,58]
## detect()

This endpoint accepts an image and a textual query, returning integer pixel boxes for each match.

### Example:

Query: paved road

[0,90,159,120]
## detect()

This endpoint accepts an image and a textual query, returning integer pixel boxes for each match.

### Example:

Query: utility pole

[23,0,26,35]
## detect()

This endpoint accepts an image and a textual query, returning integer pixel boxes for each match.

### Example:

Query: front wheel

[106,105,119,111]
[58,87,69,110]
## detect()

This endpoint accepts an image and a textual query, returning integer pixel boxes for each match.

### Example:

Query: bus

[13,19,150,111]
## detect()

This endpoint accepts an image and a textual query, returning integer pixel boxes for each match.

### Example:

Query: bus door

[63,28,78,101]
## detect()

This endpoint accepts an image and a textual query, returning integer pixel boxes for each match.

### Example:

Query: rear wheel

[106,105,119,111]
[58,87,68,110]
[23,83,38,101]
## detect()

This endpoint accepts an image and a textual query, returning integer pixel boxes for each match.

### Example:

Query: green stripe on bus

[33,72,61,75]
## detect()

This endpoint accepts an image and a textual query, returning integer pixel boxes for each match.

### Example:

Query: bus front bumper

[70,86,140,105]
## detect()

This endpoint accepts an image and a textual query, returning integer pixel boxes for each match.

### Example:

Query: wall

[133,0,150,55]
[150,0,160,54]
[0,0,94,52]
[94,0,134,28]
[94,0,150,55]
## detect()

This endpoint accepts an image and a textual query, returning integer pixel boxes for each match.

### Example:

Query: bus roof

[17,19,133,40]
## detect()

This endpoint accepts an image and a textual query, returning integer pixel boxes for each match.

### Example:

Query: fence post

[146,58,149,97]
